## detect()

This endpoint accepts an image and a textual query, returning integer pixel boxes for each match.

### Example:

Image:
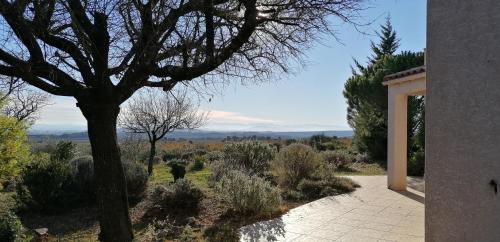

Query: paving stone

[240,176,425,242]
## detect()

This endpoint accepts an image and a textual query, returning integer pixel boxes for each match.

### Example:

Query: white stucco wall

[426,1,500,241]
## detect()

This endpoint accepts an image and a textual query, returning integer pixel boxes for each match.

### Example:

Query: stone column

[387,88,407,191]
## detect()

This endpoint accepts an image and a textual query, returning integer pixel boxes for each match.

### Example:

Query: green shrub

[141,218,175,242]
[51,141,77,161]
[181,149,207,160]
[17,154,78,211]
[281,190,304,201]
[220,141,276,177]
[308,134,344,151]
[297,176,358,200]
[162,150,181,161]
[152,179,204,211]
[354,153,370,163]
[216,170,281,216]
[178,225,196,242]
[190,155,205,171]
[408,149,425,176]
[205,151,223,162]
[70,156,95,204]
[0,211,22,242]
[123,161,149,201]
[168,161,186,181]
[209,160,228,183]
[321,150,355,169]
[0,115,30,185]
[270,144,322,189]
[18,155,148,210]
[71,157,148,202]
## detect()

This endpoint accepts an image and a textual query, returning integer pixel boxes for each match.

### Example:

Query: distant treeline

[29,130,353,142]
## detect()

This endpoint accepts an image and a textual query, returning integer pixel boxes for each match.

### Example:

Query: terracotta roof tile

[384,66,426,81]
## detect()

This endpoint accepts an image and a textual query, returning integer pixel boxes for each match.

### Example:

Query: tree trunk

[83,103,134,242]
[148,139,156,175]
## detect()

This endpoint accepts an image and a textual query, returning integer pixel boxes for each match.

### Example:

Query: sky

[32,0,427,133]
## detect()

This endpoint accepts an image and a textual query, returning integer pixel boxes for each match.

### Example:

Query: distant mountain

[29,129,353,141]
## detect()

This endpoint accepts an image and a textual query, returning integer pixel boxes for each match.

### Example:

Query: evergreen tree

[344,18,425,175]
[369,16,400,63]
[351,17,400,75]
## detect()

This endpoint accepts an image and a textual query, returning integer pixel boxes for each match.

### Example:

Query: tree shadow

[203,210,286,242]
[18,207,99,236]
[407,176,425,193]
[239,217,286,242]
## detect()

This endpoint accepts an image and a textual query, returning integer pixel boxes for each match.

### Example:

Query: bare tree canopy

[120,88,207,174]
[120,89,206,141]
[0,0,364,100]
[0,77,51,124]
[0,0,365,240]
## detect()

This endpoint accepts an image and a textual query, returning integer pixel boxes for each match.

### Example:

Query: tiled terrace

[240,176,424,242]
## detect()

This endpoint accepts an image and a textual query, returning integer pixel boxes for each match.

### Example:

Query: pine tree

[369,16,400,63]
[343,17,425,168]
[351,16,400,75]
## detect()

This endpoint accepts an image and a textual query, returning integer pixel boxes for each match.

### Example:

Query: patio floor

[240,176,424,242]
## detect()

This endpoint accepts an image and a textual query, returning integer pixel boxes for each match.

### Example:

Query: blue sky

[33,0,426,132]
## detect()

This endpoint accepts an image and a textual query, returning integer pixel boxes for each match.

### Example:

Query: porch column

[387,88,407,190]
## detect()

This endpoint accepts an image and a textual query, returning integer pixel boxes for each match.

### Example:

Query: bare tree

[0,77,50,124]
[0,0,364,240]
[120,89,206,175]
[119,133,148,163]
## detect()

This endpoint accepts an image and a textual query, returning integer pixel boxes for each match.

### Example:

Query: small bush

[123,161,149,201]
[216,170,281,216]
[71,156,95,204]
[168,161,186,181]
[281,190,303,201]
[309,134,343,151]
[408,149,425,176]
[18,155,148,210]
[205,151,223,162]
[297,176,357,200]
[72,157,148,201]
[152,179,204,211]
[163,149,208,161]
[0,212,22,242]
[321,150,355,169]
[0,115,30,186]
[17,154,78,211]
[221,141,276,177]
[142,218,175,242]
[270,144,322,189]
[51,141,77,161]
[354,153,370,163]
[162,150,181,161]
[153,156,162,164]
[190,155,205,171]
[178,225,196,242]
[181,149,207,160]
[209,160,228,183]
